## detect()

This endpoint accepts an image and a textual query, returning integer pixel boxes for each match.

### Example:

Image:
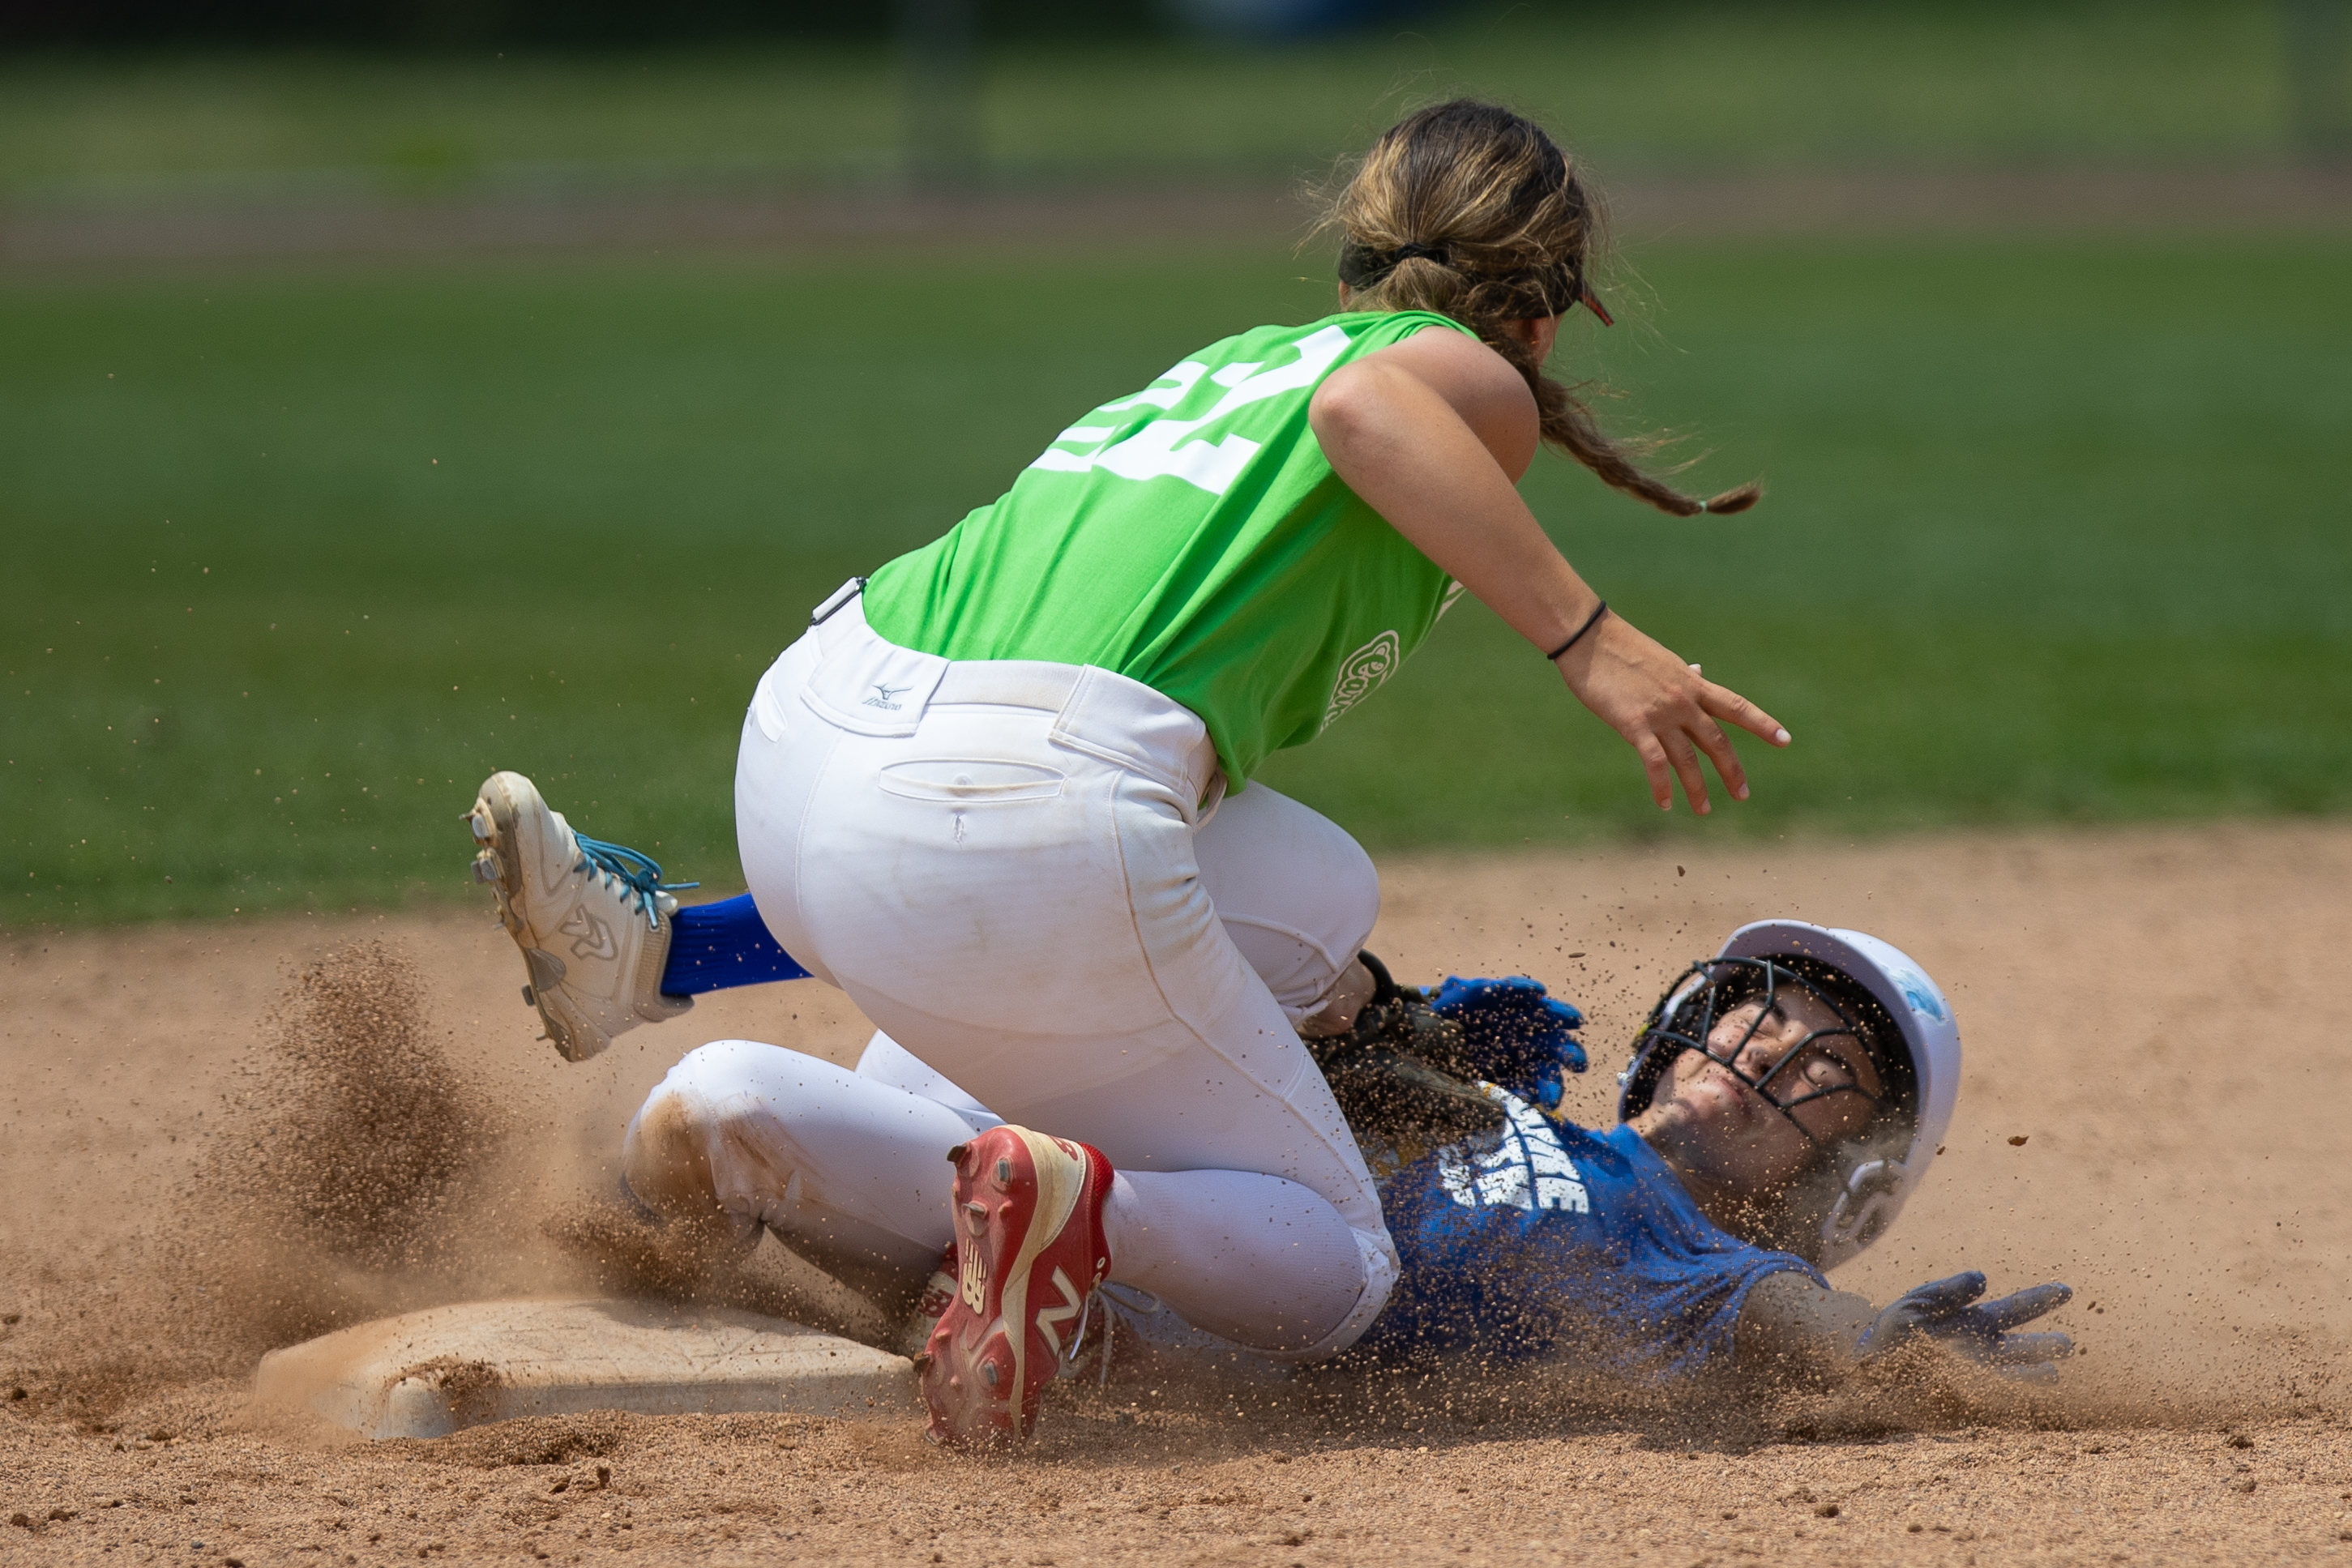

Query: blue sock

[661,894,811,995]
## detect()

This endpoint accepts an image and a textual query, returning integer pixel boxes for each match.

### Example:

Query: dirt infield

[5,818,2352,1564]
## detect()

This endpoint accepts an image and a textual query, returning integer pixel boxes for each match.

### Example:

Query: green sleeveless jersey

[863,310,1477,787]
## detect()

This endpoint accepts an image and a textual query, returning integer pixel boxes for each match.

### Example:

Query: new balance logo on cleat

[958,1232,989,1313]
[1035,1267,1085,1361]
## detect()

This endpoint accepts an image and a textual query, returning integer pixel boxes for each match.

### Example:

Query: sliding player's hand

[1859,1271,2075,1378]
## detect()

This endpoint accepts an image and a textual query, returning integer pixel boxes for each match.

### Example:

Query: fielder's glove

[1426,974,1589,1109]
[1308,957,1589,1162]
[1858,1271,2074,1378]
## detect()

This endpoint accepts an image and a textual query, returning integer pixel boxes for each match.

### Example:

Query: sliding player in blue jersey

[464,774,2065,1422]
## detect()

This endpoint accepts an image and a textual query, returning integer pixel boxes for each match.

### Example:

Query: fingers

[1635,735,1675,812]
[1662,733,1713,816]
[1899,1271,1990,1316]
[1986,1331,2075,1367]
[1644,707,1735,814]
[1975,1283,2074,1332]
[1698,679,1792,749]
[1539,995,1584,1030]
[1687,713,1750,804]
[1648,678,1768,813]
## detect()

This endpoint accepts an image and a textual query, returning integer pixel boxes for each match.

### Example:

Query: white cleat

[465,771,692,1062]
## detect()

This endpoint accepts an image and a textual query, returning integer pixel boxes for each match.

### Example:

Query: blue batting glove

[1426,975,1589,1109]
[1858,1271,2075,1375]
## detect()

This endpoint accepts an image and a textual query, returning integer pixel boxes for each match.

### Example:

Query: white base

[253,1297,919,1439]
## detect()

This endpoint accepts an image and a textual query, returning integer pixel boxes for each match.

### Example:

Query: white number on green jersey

[1029,324,1354,497]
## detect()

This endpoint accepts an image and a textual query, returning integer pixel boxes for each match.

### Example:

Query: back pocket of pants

[876,758,1065,803]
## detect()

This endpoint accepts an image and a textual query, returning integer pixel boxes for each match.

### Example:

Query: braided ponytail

[1316,100,1760,519]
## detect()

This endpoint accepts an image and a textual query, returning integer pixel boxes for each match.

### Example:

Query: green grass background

[0,1,2307,201]
[6,235,2348,925]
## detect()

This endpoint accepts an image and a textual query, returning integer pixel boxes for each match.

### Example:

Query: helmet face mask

[1628,957,1889,1148]
[1618,921,1956,1271]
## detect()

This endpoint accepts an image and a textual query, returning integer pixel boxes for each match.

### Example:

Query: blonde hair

[1317,100,1759,518]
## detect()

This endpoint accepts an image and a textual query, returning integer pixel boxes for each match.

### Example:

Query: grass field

[5,233,2348,925]
[0,1,2303,203]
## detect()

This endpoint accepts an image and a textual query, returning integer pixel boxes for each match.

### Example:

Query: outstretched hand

[1859,1271,2075,1378]
[1554,612,1790,814]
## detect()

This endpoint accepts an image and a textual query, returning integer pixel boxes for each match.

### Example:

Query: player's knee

[621,1046,746,1214]
[622,1083,713,1215]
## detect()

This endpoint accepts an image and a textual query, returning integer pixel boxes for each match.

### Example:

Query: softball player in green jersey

[473,100,1792,1446]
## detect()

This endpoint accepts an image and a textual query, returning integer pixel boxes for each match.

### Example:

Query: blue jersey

[1355,1090,1825,1381]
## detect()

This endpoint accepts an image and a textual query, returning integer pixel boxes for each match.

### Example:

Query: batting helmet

[1616,921,1961,1271]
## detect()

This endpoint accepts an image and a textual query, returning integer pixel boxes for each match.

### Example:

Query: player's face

[1636,989,1883,1193]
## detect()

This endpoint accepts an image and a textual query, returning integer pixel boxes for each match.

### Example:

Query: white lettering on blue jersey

[1435,1086,1590,1215]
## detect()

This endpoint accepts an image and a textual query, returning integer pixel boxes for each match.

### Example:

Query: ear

[1504,315,1563,361]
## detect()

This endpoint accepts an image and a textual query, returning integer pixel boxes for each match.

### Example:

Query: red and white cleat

[920,1126,1113,1447]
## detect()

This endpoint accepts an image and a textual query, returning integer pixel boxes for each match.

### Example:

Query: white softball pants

[696,586,1395,1357]
[626,1034,1371,1356]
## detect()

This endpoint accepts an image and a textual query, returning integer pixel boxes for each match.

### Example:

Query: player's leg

[848,780,1381,1355]
[476,765,1373,1066]
[853,1032,1002,1129]
[464,772,698,1062]
[854,1029,1368,1354]
[1191,778,1382,1029]
[739,608,1394,1368]
[661,895,811,994]
[845,770,1382,1092]
[621,1038,981,1306]
[763,757,1388,1359]
[465,766,817,1061]
[843,784,1383,1356]
[471,728,1374,1059]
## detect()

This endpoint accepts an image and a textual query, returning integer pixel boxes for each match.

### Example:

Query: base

[253,1297,919,1439]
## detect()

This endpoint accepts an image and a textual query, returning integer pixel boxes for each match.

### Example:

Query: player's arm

[1308,327,1788,814]
[1735,1269,2076,1380]
[1733,1272,1882,1375]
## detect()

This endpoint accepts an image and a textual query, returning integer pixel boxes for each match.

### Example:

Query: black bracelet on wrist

[1545,600,1610,661]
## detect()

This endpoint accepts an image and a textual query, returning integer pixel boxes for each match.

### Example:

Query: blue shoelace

[573,833,699,929]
